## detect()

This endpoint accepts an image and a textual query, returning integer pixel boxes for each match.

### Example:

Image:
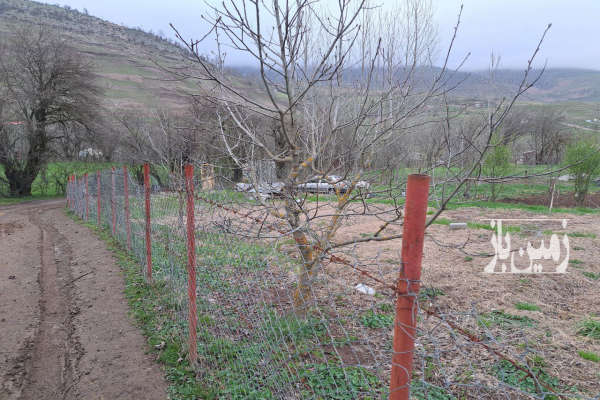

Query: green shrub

[564,140,600,206]
[483,134,512,201]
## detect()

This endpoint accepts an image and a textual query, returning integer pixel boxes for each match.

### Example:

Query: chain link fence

[66,165,598,400]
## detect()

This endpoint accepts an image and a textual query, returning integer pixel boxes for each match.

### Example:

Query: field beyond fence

[66,165,599,400]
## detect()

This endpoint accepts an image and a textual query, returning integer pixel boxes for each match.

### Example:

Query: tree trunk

[292,228,319,309]
[5,166,37,197]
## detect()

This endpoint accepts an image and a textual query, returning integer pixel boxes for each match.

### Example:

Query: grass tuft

[360,309,394,329]
[578,350,600,363]
[515,302,541,312]
[577,318,600,340]
[582,271,600,280]
[479,310,536,328]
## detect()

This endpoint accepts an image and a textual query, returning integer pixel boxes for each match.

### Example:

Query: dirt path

[0,200,167,400]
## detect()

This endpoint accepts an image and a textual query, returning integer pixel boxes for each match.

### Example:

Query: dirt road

[0,200,167,400]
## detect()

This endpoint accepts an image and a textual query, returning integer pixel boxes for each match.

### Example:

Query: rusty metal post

[111,167,116,236]
[123,166,131,251]
[73,175,78,214]
[144,163,152,282]
[85,173,89,221]
[97,170,101,227]
[66,176,71,209]
[389,174,430,400]
[184,164,197,365]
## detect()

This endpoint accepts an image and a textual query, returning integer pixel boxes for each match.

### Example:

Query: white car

[297,175,370,194]
[235,182,284,198]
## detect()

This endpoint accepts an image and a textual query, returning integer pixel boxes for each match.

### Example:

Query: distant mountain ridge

[231,65,600,103]
[448,68,600,102]
[1,0,599,107]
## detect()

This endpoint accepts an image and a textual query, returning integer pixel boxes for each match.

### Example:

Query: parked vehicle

[234,182,284,199]
[235,175,370,198]
[297,175,370,194]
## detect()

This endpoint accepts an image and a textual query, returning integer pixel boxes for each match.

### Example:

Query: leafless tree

[169,1,550,306]
[528,107,569,164]
[0,27,101,196]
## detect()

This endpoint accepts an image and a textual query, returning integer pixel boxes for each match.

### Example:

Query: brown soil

[191,198,600,396]
[0,200,167,399]
[501,191,600,208]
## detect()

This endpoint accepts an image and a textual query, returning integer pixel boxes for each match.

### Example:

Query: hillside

[444,68,600,103]
[0,0,255,110]
[2,0,600,110]
[232,65,600,103]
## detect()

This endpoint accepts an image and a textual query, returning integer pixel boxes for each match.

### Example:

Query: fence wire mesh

[66,166,599,400]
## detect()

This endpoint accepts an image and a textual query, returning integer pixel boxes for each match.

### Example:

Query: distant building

[520,151,536,165]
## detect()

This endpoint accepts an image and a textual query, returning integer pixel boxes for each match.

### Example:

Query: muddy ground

[0,200,167,400]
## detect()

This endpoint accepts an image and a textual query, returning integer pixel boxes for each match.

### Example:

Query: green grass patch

[360,310,394,329]
[67,212,211,399]
[377,303,394,313]
[479,310,536,328]
[493,359,569,399]
[432,217,520,233]
[582,271,600,280]
[409,380,455,400]
[569,259,584,265]
[577,318,600,340]
[0,194,64,205]
[567,232,597,239]
[298,363,384,399]
[444,200,599,215]
[419,287,446,301]
[514,302,541,312]
[578,350,600,363]
[0,161,115,198]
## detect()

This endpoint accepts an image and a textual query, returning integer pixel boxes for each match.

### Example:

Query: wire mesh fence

[66,165,599,400]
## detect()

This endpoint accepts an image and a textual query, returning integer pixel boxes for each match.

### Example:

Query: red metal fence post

[73,175,77,214]
[389,174,430,400]
[123,165,131,251]
[66,176,71,209]
[85,173,89,221]
[185,164,198,365]
[97,170,101,227]
[144,163,152,282]
[111,166,116,236]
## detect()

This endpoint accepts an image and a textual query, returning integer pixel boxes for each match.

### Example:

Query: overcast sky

[42,0,600,70]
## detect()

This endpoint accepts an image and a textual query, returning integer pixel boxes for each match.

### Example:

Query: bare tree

[0,27,101,196]
[169,1,550,306]
[529,107,568,164]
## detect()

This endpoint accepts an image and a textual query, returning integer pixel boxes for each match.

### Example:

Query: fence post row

[184,164,198,365]
[85,173,89,221]
[123,166,131,251]
[143,163,152,282]
[390,174,430,400]
[111,166,116,236]
[97,170,101,227]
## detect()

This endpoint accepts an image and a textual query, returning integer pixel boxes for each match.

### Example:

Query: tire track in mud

[1,201,167,399]
[17,208,83,400]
